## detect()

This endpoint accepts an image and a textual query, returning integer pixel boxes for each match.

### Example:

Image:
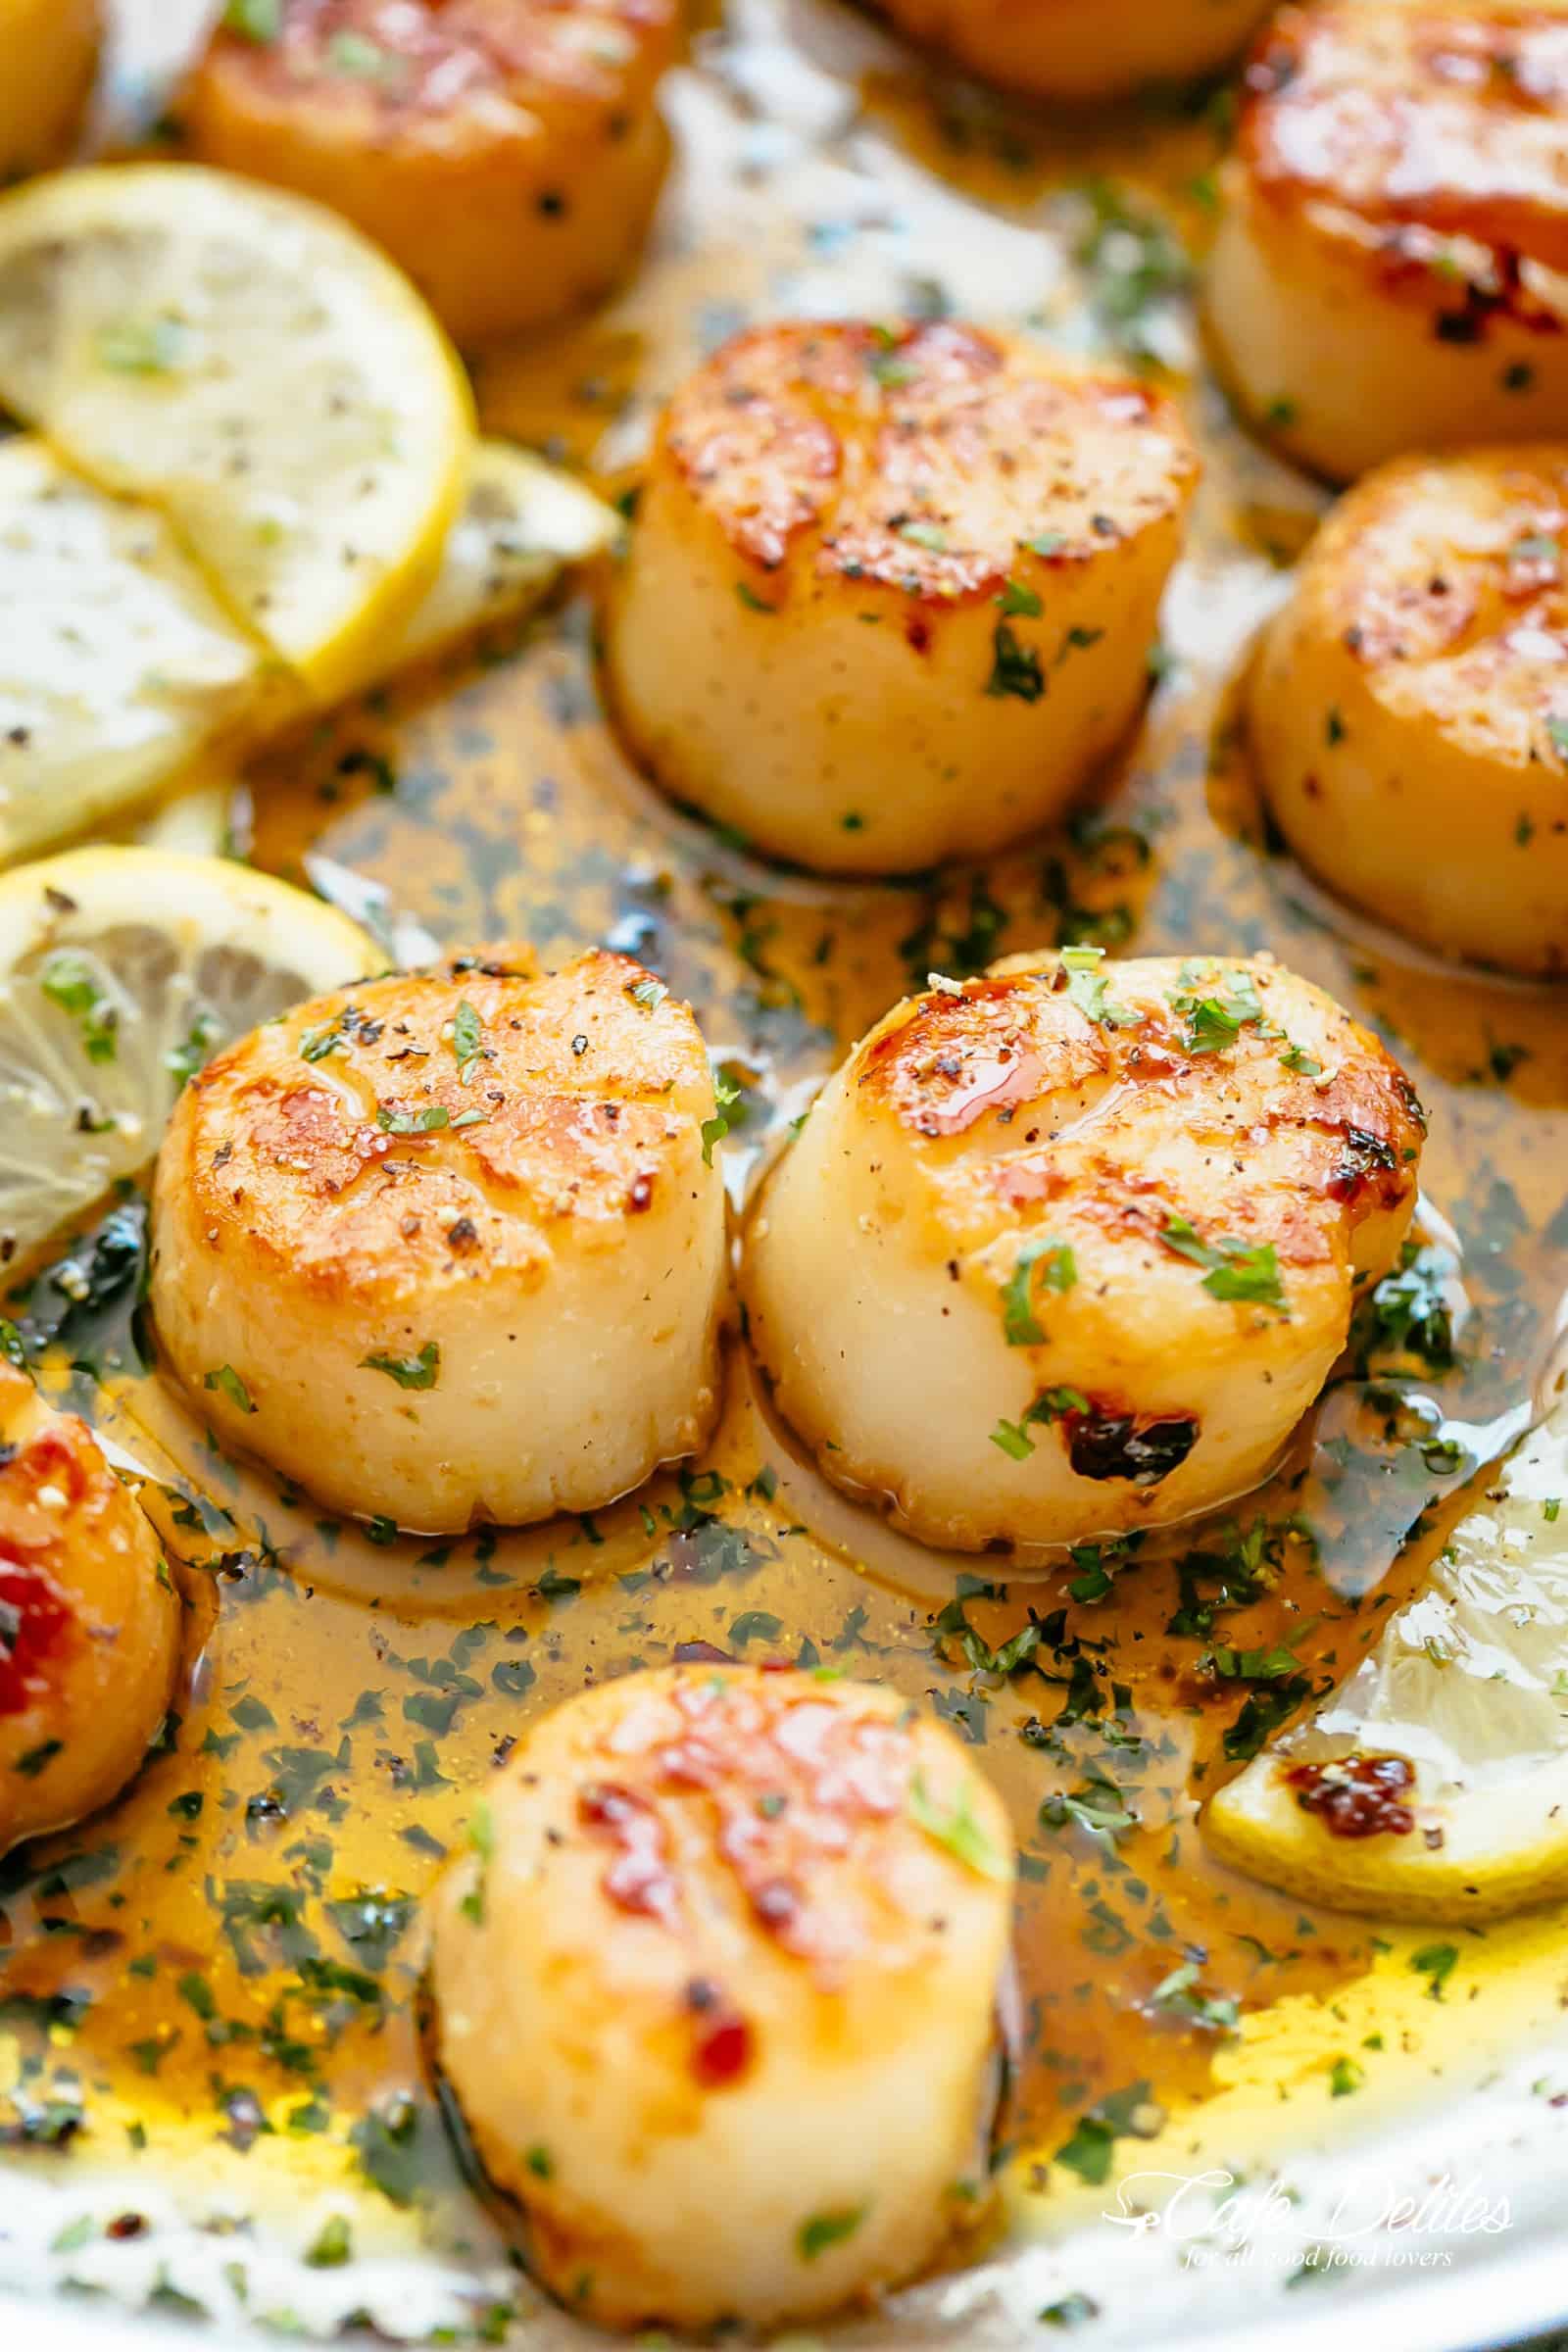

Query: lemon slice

[1204,1397,1568,1920]
[0,845,375,1266]
[0,163,473,700]
[380,439,615,671]
[0,438,263,867]
[0,434,613,866]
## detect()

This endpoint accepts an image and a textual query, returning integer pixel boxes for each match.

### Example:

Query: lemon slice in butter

[0,845,375,1266]
[0,437,262,865]
[0,435,615,867]
[1204,1396,1568,1921]
[0,163,472,701]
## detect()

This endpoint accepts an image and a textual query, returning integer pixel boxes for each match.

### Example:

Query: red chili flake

[1285,1752,1415,1839]
[627,1172,656,1213]
[681,1980,754,2086]
[693,2006,753,2086]
[0,1556,74,1718]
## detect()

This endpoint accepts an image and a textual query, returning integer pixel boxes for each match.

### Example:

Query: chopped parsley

[1166,964,1274,1055]
[360,1342,440,1391]
[327,28,393,74]
[986,621,1044,703]
[998,578,1042,617]
[40,951,118,1062]
[627,977,668,1011]
[798,2206,866,2261]
[1159,1216,1287,1311]
[450,1000,483,1081]
[222,0,281,34]
[460,1800,495,1925]
[1059,943,1139,1030]
[95,316,188,374]
[377,1104,450,1134]
[906,1770,1010,1881]
[702,1071,742,1166]
[991,1386,1089,1460]
[1411,1941,1458,2001]
[1000,1237,1077,1346]
[165,1009,222,1091]
[204,1364,256,1414]
[306,2214,353,2269]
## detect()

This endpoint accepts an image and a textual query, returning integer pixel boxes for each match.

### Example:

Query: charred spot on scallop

[1207,5,1568,480]
[744,951,1422,1553]
[607,319,1199,874]
[150,948,727,1534]
[1060,1403,1200,1487]
[427,1665,1013,2332]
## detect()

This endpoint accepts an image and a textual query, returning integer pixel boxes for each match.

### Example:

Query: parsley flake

[986,621,1044,703]
[204,1364,256,1414]
[360,1342,440,1391]
[1000,1237,1077,1346]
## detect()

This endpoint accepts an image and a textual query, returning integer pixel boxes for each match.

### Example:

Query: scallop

[1206,3,1568,483]
[606,320,1200,875]
[0,0,100,182]
[0,1362,180,1857]
[180,0,678,347]
[743,952,1424,1555]
[1251,446,1568,976]
[150,949,726,1534]
[427,1662,1014,2332]
[873,0,1270,104]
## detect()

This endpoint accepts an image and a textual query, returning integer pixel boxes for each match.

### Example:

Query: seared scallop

[150,949,726,1534]
[744,952,1424,1555]
[0,0,100,182]
[874,0,1270,103]
[606,320,1200,875]
[180,0,678,348]
[0,1362,180,1857]
[1206,4,1568,483]
[428,1663,1013,2332]
[1252,447,1568,975]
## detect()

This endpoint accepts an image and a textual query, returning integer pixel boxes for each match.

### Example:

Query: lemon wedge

[0,845,375,1266]
[0,435,614,866]
[1204,1397,1568,1920]
[0,163,472,700]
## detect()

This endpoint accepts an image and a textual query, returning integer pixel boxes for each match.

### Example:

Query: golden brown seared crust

[0,1362,178,1850]
[173,948,710,1305]
[0,1364,94,1725]
[198,0,678,142]
[661,320,1198,606]
[857,956,1425,1282]
[1242,4,1568,272]
[567,1668,931,1991]
[1308,448,1568,763]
